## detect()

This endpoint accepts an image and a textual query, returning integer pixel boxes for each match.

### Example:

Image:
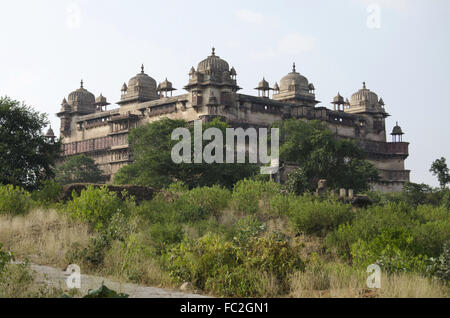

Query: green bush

[66,234,112,268]
[31,180,62,205]
[426,243,450,283]
[167,232,304,297]
[326,202,450,260]
[288,196,354,236]
[350,230,427,274]
[149,222,183,255]
[0,184,33,216]
[231,180,281,214]
[185,185,231,217]
[0,243,14,273]
[63,185,133,230]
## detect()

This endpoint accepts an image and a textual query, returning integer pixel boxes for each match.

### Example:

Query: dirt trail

[26,263,209,298]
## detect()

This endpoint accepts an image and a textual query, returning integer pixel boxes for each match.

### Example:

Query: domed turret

[67,80,96,114]
[185,48,240,92]
[119,65,158,105]
[255,77,272,97]
[350,82,379,107]
[273,63,318,106]
[346,82,387,116]
[279,63,310,94]
[197,48,230,74]
[391,122,405,142]
[158,78,177,98]
[60,98,71,112]
[45,126,55,139]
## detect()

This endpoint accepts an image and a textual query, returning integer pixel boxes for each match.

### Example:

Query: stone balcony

[359,140,409,158]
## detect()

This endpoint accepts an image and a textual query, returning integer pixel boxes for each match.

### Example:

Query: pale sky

[0,0,449,187]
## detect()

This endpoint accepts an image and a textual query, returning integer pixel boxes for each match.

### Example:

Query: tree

[273,119,380,193]
[430,157,450,189]
[114,118,258,189]
[0,97,61,190]
[55,154,105,185]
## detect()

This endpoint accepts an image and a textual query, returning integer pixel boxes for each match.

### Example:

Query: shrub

[426,243,450,283]
[63,185,133,230]
[0,184,33,216]
[185,185,231,217]
[167,232,304,297]
[350,230,427,274]
[232,216,266,247]
[288,196,354,236]
[285,168,310,195]
[31,180,62,205]
[149,222,183,255]
[66,234,112,268]
[0,243,14,273]
[326,202,450,260]
[231,180,281,214]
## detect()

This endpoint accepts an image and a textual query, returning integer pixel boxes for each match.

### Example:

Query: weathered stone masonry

[54,49,410,192]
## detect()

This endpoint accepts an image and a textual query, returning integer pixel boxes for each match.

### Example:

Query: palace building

[55,48,410,192]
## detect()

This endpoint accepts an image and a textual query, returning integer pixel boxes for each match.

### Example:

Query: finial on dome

[141,64,145,74]
[80,79,84,88]
[293,62,296,73]
[363,82,366,89]
[211,47,216,56]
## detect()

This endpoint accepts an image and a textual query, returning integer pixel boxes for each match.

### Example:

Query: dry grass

[0,208,90,268]
[289,264,449,298]
[378,273,449,298]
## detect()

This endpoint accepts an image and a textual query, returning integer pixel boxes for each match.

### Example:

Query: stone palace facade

[55,49,410,192]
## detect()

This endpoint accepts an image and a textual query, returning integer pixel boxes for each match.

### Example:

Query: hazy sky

[0,0,449,186]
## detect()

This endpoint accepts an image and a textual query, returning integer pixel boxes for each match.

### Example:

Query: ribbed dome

[124,65,158,101]
[128,69,157,92]
[197,48,230,74]
[68,81,95,105]
[350,82,379,107]
[280,64,309,93]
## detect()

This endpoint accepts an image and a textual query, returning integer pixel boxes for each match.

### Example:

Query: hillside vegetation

[0,181,448,298]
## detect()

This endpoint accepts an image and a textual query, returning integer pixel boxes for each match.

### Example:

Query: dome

[122,65,158,101]
[68,80,95,106]
[197,48,230,74]
[391,122,404,136]
[95,94,108,105]
[333,93,345,104]
[279,63,309,93]
[128,65,157,91]
[45,126,55,138]
[255,78,270,90]
[350,82,379,107]
[159,78,173,91]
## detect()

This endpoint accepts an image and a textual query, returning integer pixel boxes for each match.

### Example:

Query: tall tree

[0,97,61,190]
[272,119,380,193]
[114,118,257,189]
[430,157,450,189]
[55,154,105,185]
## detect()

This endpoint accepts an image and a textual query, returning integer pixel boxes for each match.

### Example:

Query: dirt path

[26,263,209,298]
